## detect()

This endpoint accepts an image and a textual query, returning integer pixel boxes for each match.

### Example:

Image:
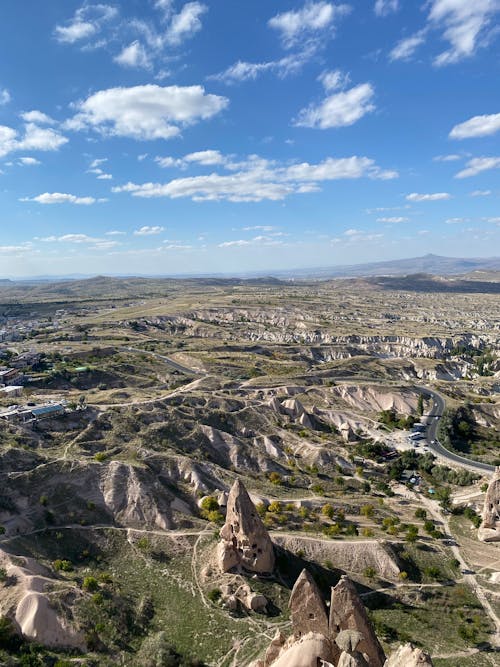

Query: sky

[0,0,499,277]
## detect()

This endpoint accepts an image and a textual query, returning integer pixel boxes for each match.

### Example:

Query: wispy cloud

[406,192,451,201]
[133,225,165,235]
[22,192,104,205]
[455,156,500,178]
[268,2,351,48]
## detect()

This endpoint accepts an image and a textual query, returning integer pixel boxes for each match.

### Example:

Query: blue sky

[0,0,499,277]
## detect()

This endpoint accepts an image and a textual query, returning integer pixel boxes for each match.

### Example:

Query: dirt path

[416,491,500,646]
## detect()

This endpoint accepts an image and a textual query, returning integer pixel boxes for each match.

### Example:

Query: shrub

[364,567,377,580]
[360,504,375,518]
[268,501,282,513]
[200,496,219,513]
[322,504,335,519]
[268,472,283,485]
[207,588,221,604]
[53,559,73,572]
[94,452,108,462]
[415,508,427,519]
[82,576,99,592]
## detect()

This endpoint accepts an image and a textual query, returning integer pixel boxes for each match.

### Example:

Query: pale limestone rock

[235,583,267,612]
[264,630,286,665]
[218,480,274,573]
[479,467,500,542]
[384,643,433,667]
[330,576,386,667]
[271,632,337,667]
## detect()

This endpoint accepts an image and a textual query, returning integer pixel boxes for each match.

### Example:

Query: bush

[94,452,108,462]
[207,588,221,604]
[322,504,335,519]
[268,472,283,486]
[53,559,73,572]
[82,576,99,592]
[200,496,219,513]
[360,504,375,518]
[364,567,377,580]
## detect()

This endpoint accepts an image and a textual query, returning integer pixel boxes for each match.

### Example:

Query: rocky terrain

[0,274,498,666]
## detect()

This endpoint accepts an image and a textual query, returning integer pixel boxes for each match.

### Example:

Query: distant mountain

[272,254,500,279]
[2,254,500,282]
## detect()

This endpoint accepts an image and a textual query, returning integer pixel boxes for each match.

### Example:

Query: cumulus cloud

[295,82,375,129]
[455,156,500,178]
[133,225,165,235]
[389,30,427,61]
[318,69,350,91]
[450,112,500,139]
[374,0,399,16]
[0,89,11,106]
[376,216,409,223]
[113,153,397,203]
[0,122,68,158]
[114,41,152,69]
[184,150,225,165]
[268,2,351,48]
[406,192,451,201]
[20,110,55,124]
[22,192,100,205]
[54,4,118,44]
[65,85,228,141]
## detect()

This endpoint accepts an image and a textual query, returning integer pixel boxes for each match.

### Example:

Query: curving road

[415,386,495,474]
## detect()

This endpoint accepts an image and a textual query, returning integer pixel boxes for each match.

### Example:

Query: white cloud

[167,2,207,45]
[295,82,375,129]
[105,230,126,236]
[133,225,165,235]
[389,30,427,61]
[155,156,183,168]
[445,217,467,224]
[20,110,55,124]
[318,69,349,91]
[184,150,225,165]
[343,228,383,242]
[219,235,284,248]
[449,112,500,139]
[242,225,276,232]
[268,2,351,48]
[433,153,462,162]
[23,193,99,205]
[209,49,316,84]
[374,0,399,16]
[429,0,499,66]
[113,153,397,203]
[376,216,409,223]
[455,156,500,178]
[0,122,67,158]
[114,41,151,69]
[0,89,11,106]
[18,157,41,166]
[155,0,174,18]
[470,189,491,196]
[406,192,451,201]
[54,4,118,44]
[66,85,228,141]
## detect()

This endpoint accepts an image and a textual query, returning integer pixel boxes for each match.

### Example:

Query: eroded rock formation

[218,480,275,573]
[251,569,387,667]
[330,576,386,667]
[383,643,433,667]
[479,467,500,542]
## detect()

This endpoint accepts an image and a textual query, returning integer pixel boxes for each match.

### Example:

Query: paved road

[124,346,203,377]
[415,386,495,474]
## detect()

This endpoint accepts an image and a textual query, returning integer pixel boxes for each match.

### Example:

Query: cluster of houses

[0,400,67,424]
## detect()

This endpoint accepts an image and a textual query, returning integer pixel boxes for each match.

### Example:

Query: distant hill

[275,254,500,279]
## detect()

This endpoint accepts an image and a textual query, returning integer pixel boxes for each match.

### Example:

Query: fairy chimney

[218,480,275,574]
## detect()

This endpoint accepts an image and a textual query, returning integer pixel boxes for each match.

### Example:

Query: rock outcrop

[383,643,433,667]
[218,480,275,573]
[330,576,386,667]
[252,569,386,667]
[0,549,85,650]
[289,569,330,639]
[479,467,500,542]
